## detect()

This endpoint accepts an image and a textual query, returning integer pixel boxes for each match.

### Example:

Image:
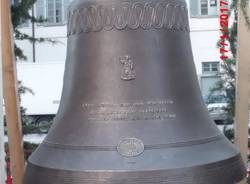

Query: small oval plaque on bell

[117,138,144,157]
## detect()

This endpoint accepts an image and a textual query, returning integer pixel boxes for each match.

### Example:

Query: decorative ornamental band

[42,135,223,151]
[67,1,189,35]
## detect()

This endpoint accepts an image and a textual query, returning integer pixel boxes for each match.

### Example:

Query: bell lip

[24,154,246,184]
[26,153,245,173]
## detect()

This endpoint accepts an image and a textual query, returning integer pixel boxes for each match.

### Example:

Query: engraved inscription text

[82,100,176,121]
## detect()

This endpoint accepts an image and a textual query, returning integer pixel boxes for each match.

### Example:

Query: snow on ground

[4,134,46,144]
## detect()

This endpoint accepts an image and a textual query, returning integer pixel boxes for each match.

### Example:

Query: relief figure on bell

[120,55,136,81]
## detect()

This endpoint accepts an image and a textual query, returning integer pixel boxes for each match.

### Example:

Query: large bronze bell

[24,0,246,183]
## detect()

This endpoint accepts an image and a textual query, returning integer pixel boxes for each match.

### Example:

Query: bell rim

[24,153,246,184]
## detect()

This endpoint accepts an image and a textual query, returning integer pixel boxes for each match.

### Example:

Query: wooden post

[234,1,250,184]
[1,0,25,184]
[0,2,6,183]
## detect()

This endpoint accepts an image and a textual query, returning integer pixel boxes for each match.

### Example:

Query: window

[200,0,208,15]
[55,0,63,23]
[190,0,219,17]
[211,63,219,72]
[36,0,70,25]
[210,0,217,6]
[47,0,57,23]
[36,0,45,19]
[202,62,219,74]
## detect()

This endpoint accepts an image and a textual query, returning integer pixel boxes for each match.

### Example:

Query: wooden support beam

[234,2,250,184]
[0,2,6,183]
[1,1,25,184]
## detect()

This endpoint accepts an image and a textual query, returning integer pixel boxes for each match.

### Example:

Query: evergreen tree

[11,0,55,60]
[10,0,54,128]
